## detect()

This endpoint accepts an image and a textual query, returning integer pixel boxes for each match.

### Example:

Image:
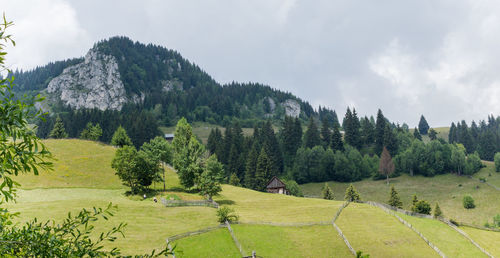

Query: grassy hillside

[301,171,500,225]
[5,139,500,257]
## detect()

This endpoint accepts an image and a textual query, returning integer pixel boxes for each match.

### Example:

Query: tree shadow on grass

[216,199,235,205]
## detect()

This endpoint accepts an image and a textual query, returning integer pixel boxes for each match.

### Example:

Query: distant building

[164,133,174,141]
[266,176,288,195]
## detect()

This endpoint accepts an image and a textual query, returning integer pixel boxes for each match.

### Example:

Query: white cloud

[2,0,90,71]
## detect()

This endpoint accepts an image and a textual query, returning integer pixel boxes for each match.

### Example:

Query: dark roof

[266,176,286,189]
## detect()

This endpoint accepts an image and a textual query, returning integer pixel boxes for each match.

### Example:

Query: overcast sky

[2,0,500,127]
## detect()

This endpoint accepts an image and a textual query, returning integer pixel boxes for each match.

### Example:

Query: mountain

[12,37,327,124]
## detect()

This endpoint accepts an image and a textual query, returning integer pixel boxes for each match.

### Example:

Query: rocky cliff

[47,48,133,110]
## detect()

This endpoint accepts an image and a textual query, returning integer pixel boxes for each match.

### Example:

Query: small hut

[164,133,175,142]
[266,176,288,195]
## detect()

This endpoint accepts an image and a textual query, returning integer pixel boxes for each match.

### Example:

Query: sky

[2,0,500,127]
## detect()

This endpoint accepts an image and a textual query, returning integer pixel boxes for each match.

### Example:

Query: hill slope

[6,139,500,257]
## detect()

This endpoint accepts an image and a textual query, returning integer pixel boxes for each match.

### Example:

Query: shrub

[449,219,459,226]
[495,152,500,172]
[434,203,443,218]
[216,206,239,223]
[494,214,500,227]
[388,185,403,208]
[413,200,431,215]
[463,195,475,209]
[229,173,240,186]
[283,179,303,197]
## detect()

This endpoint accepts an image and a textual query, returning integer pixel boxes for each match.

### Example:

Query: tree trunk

[162,163,166,191]
[386,173,389,185]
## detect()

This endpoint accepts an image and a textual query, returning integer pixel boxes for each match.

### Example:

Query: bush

[434,203,443,218]
[449,219,459,226]
[495,152,500,172]
[344,184,361,202]
[229,173,240,186]
[322,183,334,200]
[413,200,431,215]
[463,195,475,209]
[216,206,239,223]
[283,179,303,197]
[494,214,500,227]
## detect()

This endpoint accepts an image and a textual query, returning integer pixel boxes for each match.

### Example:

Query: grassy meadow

[301,171,500,225]
[5,138,500,257]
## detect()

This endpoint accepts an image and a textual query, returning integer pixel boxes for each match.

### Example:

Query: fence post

[225,220,245,257]
[166,239,176,258]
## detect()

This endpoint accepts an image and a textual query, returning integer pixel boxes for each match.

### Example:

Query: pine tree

[418,115,430,135]
[428,128,437,140]
[330,125,344,151]
[388,185,403,208]
[434,203,443,218]
[383,125,398,155]
[304,117,321,148]
[411,194,419,212]
[111,126,132,147]
[261,120,283,173]
[360,116,375,145]
[344,107,361,149]
[413,127,422,141]
[320,118,332,148]
[375,109,386,154]
[449,122,456,143]
[49,116,68,139]
[282,116,298,169]
[207,128,222,154]
[322,183,334,200]
[229,173,240,186]
[244,143,259,189]
[344,184,361,202]
[255,147,273,191]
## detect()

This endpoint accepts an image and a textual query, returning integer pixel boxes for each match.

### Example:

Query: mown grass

[335,203,439,257]
[398,213,487,257]
[301,171,500,225]
[473,161,500,189]
[173,228,240,257]
[214,185,343,223]
[232,224,352,257]
[461,226,500,256]
[160,122,255,144]
[14,139,123,189]
[6,188,219,255]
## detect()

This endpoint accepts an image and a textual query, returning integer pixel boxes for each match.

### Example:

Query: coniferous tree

[304,117,321,148]
[49,116,68,139]
[111,126,133,147]
[344,108,361,149]
[322,183,334,200]
[261,120,283,173]
[449,122,457,143]
[344,184,361,202]
[330,125,344,152]
[207,128,222,155]
[411,194,419,210]
[428,128,437,140]
[413,127,422,141]
[375,109,387,154]
[388,185,403,208]
[255,147,273,191]
[228,173,240,186]
[320,118,332,148]
[360,116,375,146]
[434,203,443,218]
[418,115,430,135]
[383,125,398,155]
[282,116,299,169]
[244,143,259,189]
[478,131,496,161]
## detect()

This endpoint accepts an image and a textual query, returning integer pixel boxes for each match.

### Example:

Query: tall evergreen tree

[360,116,375,145]
[281,116,299,169]
[478,131,496,161]
[255,147,273,191]
[207,128,222,155]
[330,125,344,152]
[383,125,397,155]
[413,127,422,141]
[449,122,457,143]
[388,185,403,208]
[418,115,430,135]
[320,118,332,148]
[49,116,68,139]
[304,117,321,148]
[244,143,259,189]
[375,109,386,154]
[428,128,437,140]
[261,120,283,173]
[344,107,361,149]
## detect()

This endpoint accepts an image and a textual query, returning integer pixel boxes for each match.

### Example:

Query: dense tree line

[36,105,160,148]
[449,115,500,161]
[207,108,484,191]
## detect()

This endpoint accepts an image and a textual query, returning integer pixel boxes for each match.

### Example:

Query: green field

[5,138,500,257]
[462,226,500,256]
[336,203,439,257]
[301,171,500,225]
[160,122,255,144]
[398,213,487,257]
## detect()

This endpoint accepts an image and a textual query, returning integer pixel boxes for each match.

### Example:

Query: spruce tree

[49,116,68,139]
[255,147,273,191]
[418,115,430,135]
[411,194,419,211]
[111,126,132,147]
[330,125,344,151]
[428,128,437,140]
[375,109,386,154]
[261,120,283,173]
[344,107,361,149]
[207,128,222,155]
[304,117,321,148]
[413,127,422,141]
[344,184,361,202]
[322,183,334,200]
[244,143,259,189]
[388,185,403,208]
[449,122,456,143]
[383,125,398,156]
[434,203,443,218]
[360,116,375,145]
[229,173,240,186]
[320,118,332,148]
[282,116,298,169]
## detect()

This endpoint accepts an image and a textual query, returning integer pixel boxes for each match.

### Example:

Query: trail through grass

[335,203,439,257]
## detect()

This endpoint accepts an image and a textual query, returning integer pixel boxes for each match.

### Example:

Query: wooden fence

[161,198,219,208]
[331,202,357,256]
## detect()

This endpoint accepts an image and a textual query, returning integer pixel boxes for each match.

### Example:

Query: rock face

[283,99,301,118]
[47,48,129,110]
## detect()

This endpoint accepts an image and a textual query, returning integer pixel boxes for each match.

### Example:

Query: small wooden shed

[266,176,288,195]
[164,133,175,142]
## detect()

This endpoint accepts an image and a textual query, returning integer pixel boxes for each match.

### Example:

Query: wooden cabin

[266,176,288,195]
[164,133,175,142]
